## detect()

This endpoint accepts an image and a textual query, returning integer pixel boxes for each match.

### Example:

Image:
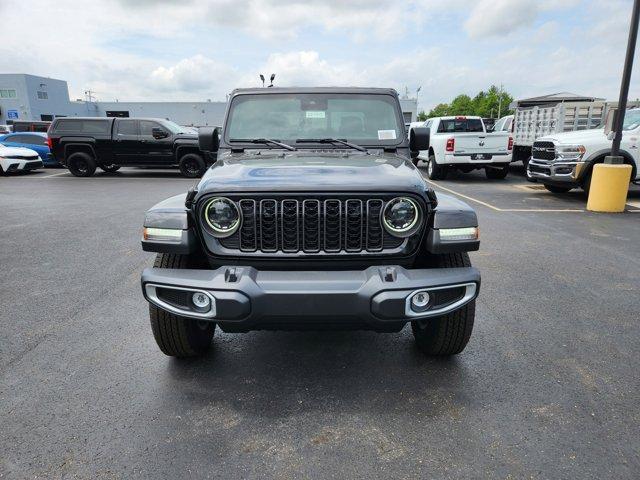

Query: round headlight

[382,197,421,237]
[204,197,241,237]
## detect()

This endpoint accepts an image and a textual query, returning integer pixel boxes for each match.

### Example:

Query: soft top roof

[229,87,399,96]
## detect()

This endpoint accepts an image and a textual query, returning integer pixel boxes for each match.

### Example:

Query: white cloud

[150,55,239,95]
[464,0,581,38]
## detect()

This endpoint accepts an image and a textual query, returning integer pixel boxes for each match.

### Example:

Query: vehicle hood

[175,132,198,141]
[197,151,428,196]
[0,144,39,157]
[538,128,606,144]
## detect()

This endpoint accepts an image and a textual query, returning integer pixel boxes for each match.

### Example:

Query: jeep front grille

[210,195,418,255]
[532,141,555,160]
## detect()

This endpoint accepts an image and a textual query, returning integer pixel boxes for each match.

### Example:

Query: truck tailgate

[453,133,508,155]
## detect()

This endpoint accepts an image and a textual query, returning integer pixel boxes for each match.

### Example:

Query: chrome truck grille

[531,141,556,161]
[212,195,420,255]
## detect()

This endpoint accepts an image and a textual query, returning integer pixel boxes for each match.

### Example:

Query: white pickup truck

[418,116,512,180]
[528,108,640,194]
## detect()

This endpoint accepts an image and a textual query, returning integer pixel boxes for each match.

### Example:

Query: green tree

[448,94,474,116]
[422,86,515,120]
[426,103,450,118]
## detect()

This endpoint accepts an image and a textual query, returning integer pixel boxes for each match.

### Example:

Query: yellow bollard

[586,163,633,212]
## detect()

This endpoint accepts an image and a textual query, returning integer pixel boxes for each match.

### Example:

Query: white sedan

[0,144,43,174]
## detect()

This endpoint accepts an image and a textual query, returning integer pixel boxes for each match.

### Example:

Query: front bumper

[0,157,44,172]
[141,265,480,332]
[528,157,585,185]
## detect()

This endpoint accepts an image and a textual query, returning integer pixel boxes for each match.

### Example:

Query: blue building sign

[7,110,18,119]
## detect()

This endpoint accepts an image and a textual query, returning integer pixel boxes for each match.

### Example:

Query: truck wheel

[582,170,592,197]
[99,164,121,173]
[149,253,215,357]
[524,157,537,182]
[411,252,475,356]
[427,154,448,180]
[179,153,206,178]
[544,184,571,194]
[67,152,96,177]
[485,163,509,179]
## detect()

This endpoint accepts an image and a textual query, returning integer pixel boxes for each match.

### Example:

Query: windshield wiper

[229,138,296,151]
[296,138,369,153]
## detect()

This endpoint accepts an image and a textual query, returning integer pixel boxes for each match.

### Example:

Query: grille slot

[302,200,321,252]
[366,199,384,251]
[260,200,278,252]
[216,196,415,255]
[239,200,257,251]
[345,199,364,252]
[281,199,299,252]
[324,199,342,252]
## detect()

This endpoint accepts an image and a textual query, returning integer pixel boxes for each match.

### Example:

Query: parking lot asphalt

[1,166,639,479]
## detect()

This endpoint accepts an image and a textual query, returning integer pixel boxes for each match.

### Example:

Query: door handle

[140,139,147,143]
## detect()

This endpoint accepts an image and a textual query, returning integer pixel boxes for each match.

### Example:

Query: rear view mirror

[409,127,430,159]
[604,108,618,135]
[199,127,220,153]
[151,127,169,139]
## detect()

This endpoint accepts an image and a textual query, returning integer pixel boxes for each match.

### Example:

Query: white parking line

[425,180,585,213]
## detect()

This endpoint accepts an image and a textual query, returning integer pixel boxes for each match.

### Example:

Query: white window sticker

[305,111,326,119]
[378,129,397,140]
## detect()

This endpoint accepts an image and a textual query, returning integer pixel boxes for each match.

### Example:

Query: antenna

[259,74,265,87]
[269,74,275,87]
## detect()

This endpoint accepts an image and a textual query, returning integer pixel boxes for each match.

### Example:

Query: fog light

[410,291,431,313]
[192,292,211,311]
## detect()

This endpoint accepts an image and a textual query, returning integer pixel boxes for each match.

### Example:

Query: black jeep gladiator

[140,87,481,357]
[47,117,209,177]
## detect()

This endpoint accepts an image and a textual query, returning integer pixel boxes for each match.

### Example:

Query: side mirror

[198,126,220,153]
[152,127,169,139]
[604,108,618,135]
[409,127,430,159]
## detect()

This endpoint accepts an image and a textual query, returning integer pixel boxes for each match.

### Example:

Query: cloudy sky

[0,0,638,111]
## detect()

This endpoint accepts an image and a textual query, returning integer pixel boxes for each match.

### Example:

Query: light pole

[586,0,639,212]
[610,0,640,161]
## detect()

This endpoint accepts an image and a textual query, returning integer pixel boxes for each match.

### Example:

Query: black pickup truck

[47,117,209,177]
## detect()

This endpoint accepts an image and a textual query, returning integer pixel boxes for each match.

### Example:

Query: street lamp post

[610,0,640,162]
[586,0,639,212]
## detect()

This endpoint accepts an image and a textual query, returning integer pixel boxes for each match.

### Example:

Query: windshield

[162,120,186,134]
[623,110,640,130]
[225,93,403,146]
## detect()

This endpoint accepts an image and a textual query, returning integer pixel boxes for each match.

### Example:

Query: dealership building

[0,73,418,127]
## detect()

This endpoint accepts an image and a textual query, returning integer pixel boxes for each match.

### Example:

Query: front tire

[179,153,206,178]
[581,169,593,197]
[524,157,537,182]
[544,184,571,194]
[427,154,448,180]
[411,252,475,356]
[99,164,121,173]
[67,152,96,177]
[149,253,215,357]
[485,163,509,179]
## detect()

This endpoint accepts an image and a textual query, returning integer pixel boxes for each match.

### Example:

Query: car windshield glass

[623,110,640,130]
[162,120,185,134]
[438,118,484,133]
[225,93,403,146]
